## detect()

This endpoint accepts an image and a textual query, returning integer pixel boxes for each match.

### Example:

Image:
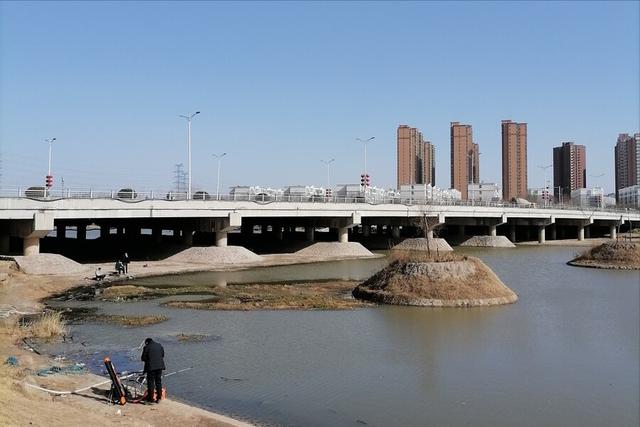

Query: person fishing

[141,338,165,403]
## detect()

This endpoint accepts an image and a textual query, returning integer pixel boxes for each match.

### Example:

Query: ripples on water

[48,247,639,427]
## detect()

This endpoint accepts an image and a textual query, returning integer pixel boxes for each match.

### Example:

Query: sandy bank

[0,245,387,426]
[353,255,517,307]
[294,242,375,259]
[165,246,264,264]
[0,259,260,427]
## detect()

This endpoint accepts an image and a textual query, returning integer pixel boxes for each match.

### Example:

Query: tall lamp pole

[213,152,227,200]
[356,136,375,179]
[538,164,552,206]
[179,111,200,199]
[320,158,335,190]
[44,137,56,197]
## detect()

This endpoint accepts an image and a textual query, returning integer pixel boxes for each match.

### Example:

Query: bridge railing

[0,187,637,214]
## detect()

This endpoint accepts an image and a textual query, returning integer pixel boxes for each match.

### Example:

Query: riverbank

[0,246,383,426]
[0,259,257,426]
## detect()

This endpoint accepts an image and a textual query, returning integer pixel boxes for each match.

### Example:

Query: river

[46,246,639,427]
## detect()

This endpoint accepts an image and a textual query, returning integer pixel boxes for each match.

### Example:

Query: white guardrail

[0,187,637,214]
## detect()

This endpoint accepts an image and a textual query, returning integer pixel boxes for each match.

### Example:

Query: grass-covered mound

[569,241,640,270]
[353,251,517,307]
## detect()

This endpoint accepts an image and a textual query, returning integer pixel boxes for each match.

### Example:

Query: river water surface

[49,246,639,427]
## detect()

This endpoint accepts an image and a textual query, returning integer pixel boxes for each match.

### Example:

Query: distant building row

[397,120,526,201]
[614,133,640,205]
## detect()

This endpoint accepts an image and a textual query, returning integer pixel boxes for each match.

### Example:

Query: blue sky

[0,1,638,194]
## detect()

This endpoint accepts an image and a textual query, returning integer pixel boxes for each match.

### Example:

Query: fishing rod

[23,367,193,396]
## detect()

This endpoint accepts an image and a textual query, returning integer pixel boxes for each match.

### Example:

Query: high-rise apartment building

[450,122,478,200]
[423,142,435,187]
[397,125,435,189]
[553,141,586,202]
[501,120,527,201]
[614,133,640,201]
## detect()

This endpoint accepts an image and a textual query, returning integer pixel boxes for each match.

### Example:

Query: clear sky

[0,1,638,194]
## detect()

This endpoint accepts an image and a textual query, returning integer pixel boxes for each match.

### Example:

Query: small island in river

[353,251,518,307]
[568,240,640,270]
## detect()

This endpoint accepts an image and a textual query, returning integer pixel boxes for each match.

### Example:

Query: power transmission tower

[173,163,187,193]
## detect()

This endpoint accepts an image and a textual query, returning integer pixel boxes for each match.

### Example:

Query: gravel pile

[392,238,453,252]
[459,236,516,248]
[13,254,89,275]
[165,246,263,264]
[295,242,375,258]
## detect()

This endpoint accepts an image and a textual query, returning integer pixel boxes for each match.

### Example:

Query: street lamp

[356,136,375,180]
[44,137,56,197]
[212,152,227,200]
[179,111,200,199]
[538,164,552,206]
[320,158,335,190]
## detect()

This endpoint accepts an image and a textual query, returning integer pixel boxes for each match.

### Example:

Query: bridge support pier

[391,226,400,239]
[23,236,40,256]
[578,226,585,241]
[338,227,348,243]
[153,228,162,243]
[538,226,546,244]
[77,224,86,241]
[363,225,371,237]
[215,230,228,247]
[182,230,193,246]
[214,213,242,247]
[457,225,465,240]
[0,235,9,254]
[56,224,66,240]
[489,225,497,237]
[610,224,617,240]
[12,213,54,256]
[306,227,315,242]
[509,223,516,243]
[331,212,361,243]
[275,226,284,240]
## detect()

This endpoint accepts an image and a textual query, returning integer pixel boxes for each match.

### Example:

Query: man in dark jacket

[141,338,165,403]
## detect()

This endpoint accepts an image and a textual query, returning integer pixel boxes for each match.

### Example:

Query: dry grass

[26,311,68,340]
[99,284,217,301]
[87,314,168,327]
[164,281,369,311]
[1,311,68,342]
[574,241,640,267]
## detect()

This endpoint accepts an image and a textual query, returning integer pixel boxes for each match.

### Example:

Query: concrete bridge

[1,196,638,256]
